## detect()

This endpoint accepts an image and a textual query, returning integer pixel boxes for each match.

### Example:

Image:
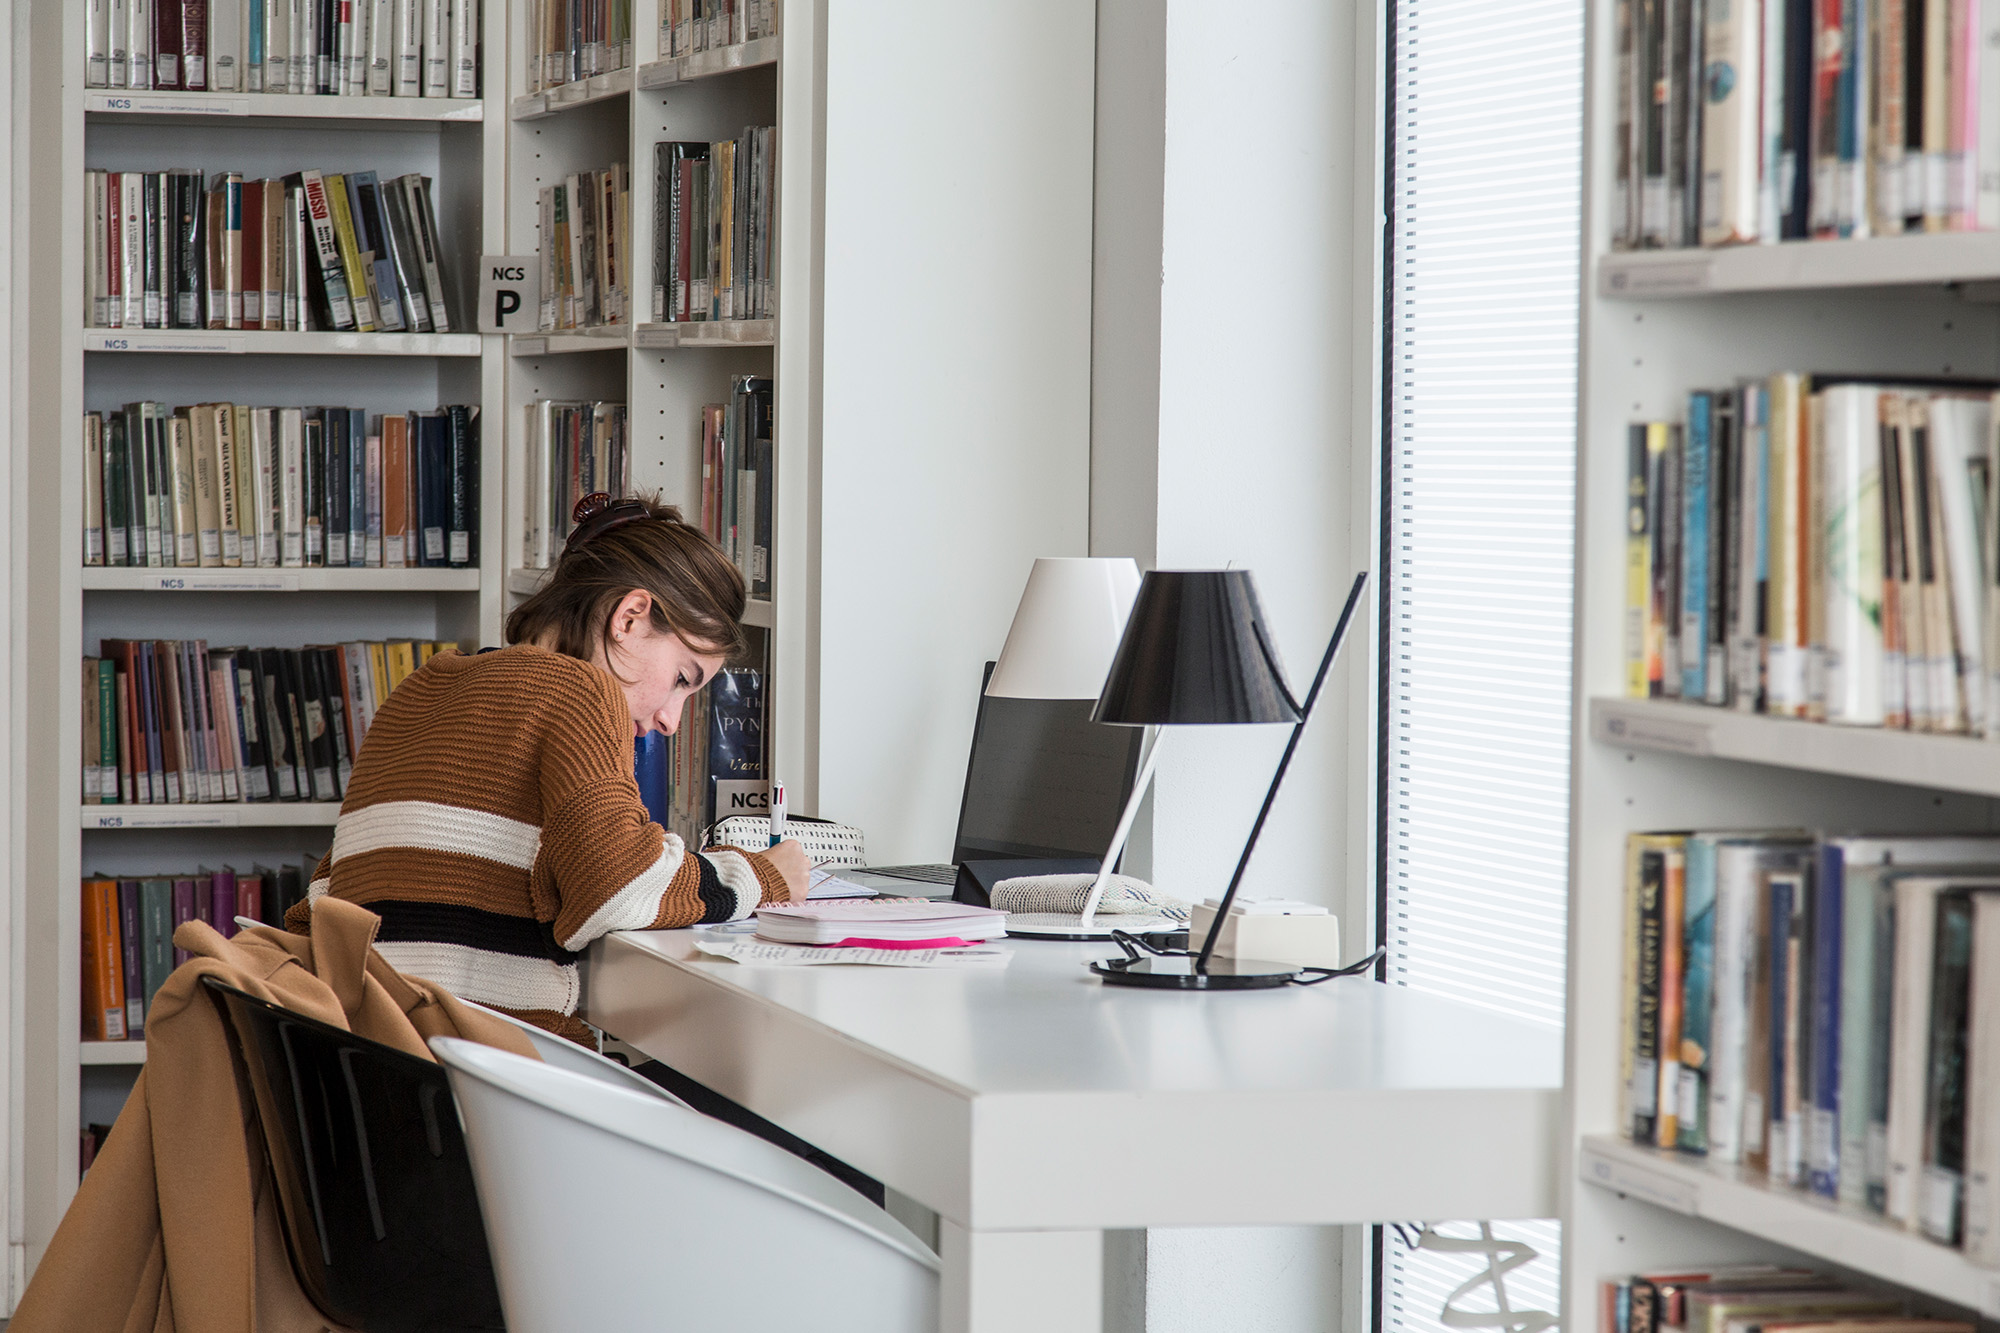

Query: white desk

[584,930,1562,1333]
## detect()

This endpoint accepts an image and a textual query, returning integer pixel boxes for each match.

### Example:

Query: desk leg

[939,1221,1103,1333]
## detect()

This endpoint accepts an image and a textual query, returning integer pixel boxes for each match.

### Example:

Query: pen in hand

[768,779,786,848]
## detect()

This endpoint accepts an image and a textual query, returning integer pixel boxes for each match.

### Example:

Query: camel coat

[11,896,539,1333]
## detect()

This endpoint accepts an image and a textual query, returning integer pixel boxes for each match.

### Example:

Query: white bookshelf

[20,0,510,1273]
[1567,0,2000,1321]
[502,0,793,819]
[78,1041,146,1067]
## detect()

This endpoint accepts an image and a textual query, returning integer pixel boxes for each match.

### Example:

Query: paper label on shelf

[1593,705,1713,755]
[86,809,230,828]
[87,332,243,354]
[147,573,299,591]
[1578,1143,1699,1214]
[1920,1165,1963,1242]
[88,93,249,116]
[1601,256,1714,296]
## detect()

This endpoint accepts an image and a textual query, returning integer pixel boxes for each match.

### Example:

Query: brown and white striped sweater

[291,644,785,1039]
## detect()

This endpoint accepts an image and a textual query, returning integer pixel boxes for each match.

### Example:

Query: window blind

[1380,0,1580,1311]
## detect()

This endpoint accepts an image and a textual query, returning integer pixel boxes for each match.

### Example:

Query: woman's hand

[764,839,811,903]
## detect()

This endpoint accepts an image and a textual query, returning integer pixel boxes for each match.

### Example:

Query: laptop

[856,663,1146,892]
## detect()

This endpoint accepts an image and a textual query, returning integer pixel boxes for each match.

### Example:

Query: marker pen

[768,779,786,847]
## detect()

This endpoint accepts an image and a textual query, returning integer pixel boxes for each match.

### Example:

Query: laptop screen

[948,663,1146,865]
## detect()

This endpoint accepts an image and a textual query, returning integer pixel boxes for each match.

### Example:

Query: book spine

[279,408,304,567]
[1961,893,2000,1262]
[203,180,224,328]
[324,176,376,331]
[80,881,127,1042]
[154,0,184,88]
[210,0,241,88]
[1677,837,1717,1154]
[1766,871,1796,1181]
[299,171,358,330]
[451,0,477,95]
[1681,393,1712,702]
[423,0,449,95]
[240,181,262,327]
[1632,844,1665,1143]
[223,174,243,328]
[1921,893,1975,1242]
[1837,858,1882,1206]
[98,660,120,806]
[118,882,144,1033]
[447,403,473,565]
[367,0,394,92]
[406,175,451,331]
[121,174,144,329]
[83,415,106,567]
[181,0,208,88]
[394,0,422,94]
[1805,846,1844,1198]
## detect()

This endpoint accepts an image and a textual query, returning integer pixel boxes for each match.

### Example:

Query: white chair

[455,997,693,1108]
[430,1037,941,1333]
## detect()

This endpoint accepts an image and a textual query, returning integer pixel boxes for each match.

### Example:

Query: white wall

[1090,0,1384,1324]
[812,0,1097,863]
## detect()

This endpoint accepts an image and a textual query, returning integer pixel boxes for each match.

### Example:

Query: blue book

[634,731,671,829]
[248,3,264,89]
[1679,835,1719,1153]
[1807,844,1845,1197]
[1681,392,1712,702]
[416,411,451,566]
[1768,871,1794,1179]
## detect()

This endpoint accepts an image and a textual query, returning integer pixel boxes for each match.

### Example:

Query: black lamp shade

[1091,570,1303,726]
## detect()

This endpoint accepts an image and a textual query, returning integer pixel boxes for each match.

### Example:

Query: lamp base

[1089,955,1300,989]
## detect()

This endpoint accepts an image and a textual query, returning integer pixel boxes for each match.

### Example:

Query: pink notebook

[754,900,1008,947]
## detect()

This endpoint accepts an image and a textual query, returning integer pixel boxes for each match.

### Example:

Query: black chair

[201,977,507,1332]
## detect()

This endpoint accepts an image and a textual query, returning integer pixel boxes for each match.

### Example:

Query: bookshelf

[501,0,796,834]
[1568,1,2000,1325]
[19,0,508,1276]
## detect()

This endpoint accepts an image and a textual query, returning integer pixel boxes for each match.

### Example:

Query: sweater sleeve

[536,779,784,949]
[531,672,784,950]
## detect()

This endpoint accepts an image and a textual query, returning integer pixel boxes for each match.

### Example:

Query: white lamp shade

[986,557,1143,699]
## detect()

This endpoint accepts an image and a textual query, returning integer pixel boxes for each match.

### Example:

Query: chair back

[431,1036,941,1333]
[201,978,507,1333]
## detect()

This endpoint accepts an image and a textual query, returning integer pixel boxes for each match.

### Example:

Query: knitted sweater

[295,644,786,1038]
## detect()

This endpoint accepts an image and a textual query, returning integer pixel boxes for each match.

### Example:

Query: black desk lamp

[1087,569,1371,989]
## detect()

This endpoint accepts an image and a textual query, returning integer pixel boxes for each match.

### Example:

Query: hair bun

[572,492,616,526]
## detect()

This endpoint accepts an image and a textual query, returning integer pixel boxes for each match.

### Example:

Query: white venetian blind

[1381,0,1580,1313]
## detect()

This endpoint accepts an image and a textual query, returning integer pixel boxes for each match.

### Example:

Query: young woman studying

[290,493,809,1043]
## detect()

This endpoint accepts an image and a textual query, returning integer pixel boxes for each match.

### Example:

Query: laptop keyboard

[860,864,959,885]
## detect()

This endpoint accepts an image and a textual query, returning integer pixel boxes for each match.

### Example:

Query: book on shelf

[526,0,634,92]
[646,663,765,849]
[83,402,477,570]
[1598,1265,1968,1333]
[78,861,319,1040]
[83,166,453,333]
[521,399,630,569]
[1621,376,2000,736]
[1618,830,2000,1266]
[84,0,481,98]
[699,376,772,598]
[82,639,457,807]
[650,127,775,324]
[1614,0,2000,247]
[535,163,630,331]
[658,0,776,61]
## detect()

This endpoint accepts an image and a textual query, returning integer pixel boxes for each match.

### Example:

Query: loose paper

[694,938,1011,968]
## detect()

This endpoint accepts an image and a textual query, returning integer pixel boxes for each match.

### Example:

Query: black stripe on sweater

[369,899,581,963]
[693,854,737,924]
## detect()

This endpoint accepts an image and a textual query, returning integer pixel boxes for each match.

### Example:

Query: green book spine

[139,877,174,1008]
[105,414,131,566]
[96,660,117,805]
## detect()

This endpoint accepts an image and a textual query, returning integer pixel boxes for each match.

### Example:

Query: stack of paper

[754,900,1008,946]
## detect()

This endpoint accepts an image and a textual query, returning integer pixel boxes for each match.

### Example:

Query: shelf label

[479,256,543,333]
[1593,706,1713,756]
[637,61,681,89]
[88,93,248,116]
[148,573,299,591]
[1580,1144,1699,1214]
[86,332,243,354]
[511,337,549,356]
[1601,258,1713,296]
[634,326,678,349]
[86,810,230,828]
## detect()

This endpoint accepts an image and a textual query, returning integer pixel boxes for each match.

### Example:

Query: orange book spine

[81,879,127,1041]
[383,414,409,568]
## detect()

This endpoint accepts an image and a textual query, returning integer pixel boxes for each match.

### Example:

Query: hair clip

[563,493,652,556]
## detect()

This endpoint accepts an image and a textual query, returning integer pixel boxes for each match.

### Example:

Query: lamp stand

[1092,573,1369,990]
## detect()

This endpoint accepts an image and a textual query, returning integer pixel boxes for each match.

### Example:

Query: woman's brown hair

[504,493,747,667]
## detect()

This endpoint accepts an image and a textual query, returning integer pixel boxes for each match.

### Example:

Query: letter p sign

[477,255,541,334]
